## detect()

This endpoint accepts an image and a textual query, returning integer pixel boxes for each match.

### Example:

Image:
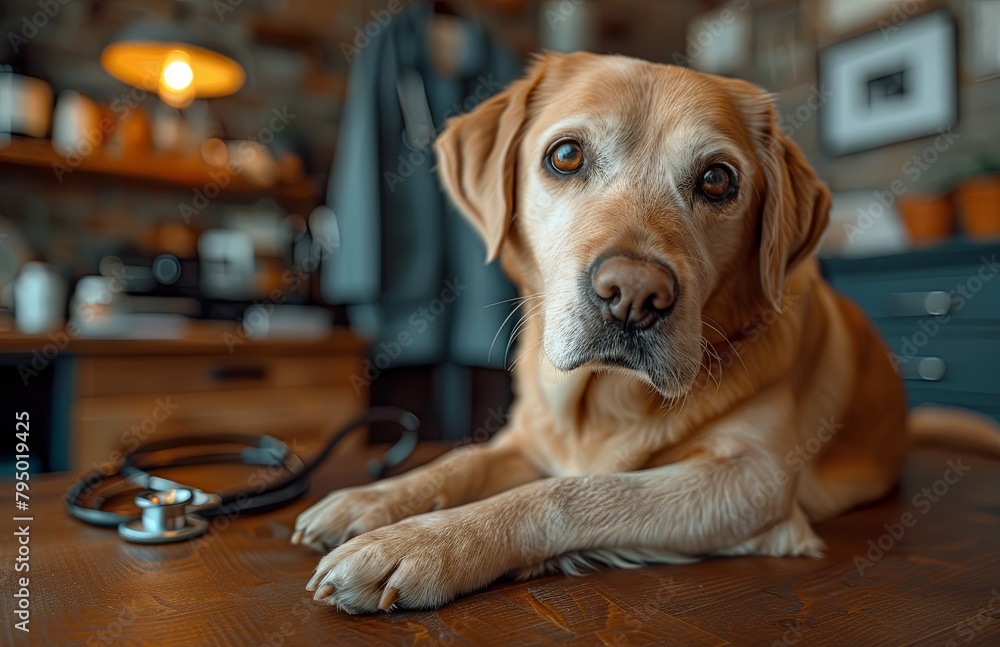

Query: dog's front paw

[291,479,438,551]
[305,512,507,613]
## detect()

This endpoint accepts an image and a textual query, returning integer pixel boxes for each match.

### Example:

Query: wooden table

[2,444,998,646]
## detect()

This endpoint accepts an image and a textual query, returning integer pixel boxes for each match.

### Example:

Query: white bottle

[13,262,66,334]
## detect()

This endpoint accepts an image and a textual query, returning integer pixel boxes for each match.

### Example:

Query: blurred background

[1,0,998,476]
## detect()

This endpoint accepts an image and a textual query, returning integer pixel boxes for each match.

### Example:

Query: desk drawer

[71,385,367,471]
[77,355,362,398]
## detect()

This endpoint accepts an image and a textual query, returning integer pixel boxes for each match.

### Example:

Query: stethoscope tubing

[65,406,420,530]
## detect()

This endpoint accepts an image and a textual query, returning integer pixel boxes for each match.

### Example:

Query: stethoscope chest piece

[118,488,217,544]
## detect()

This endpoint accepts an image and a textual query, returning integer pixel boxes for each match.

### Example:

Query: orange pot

[898,194,955,245]
[956,175,1000,240]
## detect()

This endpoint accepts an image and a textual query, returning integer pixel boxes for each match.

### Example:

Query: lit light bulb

[158,50,195,108]
[162,59,193,91]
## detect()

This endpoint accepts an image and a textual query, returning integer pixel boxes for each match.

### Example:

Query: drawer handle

[900,356,946,381]
[210,365,268,381]
[888,291,951,317]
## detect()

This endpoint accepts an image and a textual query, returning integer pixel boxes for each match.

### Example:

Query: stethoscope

[65,407,420,544]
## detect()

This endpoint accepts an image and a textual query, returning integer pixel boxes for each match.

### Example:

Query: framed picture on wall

[818,9,958,156]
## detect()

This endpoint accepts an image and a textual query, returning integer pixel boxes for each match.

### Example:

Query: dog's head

[435,52,829,398]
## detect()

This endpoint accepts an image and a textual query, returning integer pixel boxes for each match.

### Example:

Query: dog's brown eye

[700,164,736,201]
[548,140,584,174]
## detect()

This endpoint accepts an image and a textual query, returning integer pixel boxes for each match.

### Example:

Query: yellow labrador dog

[293,52,999,613]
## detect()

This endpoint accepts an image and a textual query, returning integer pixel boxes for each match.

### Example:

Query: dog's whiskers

[488,294,545,363]
[483,293,544,309]
[701,316,751,385]
[697,337,722,396]
[504,314,538,370]
[505,300,546,367]
[509,338,544,372]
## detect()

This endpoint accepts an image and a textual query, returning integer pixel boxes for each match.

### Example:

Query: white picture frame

[818,10,957,156]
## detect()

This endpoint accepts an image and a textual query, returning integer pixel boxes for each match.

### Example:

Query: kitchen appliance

[199,228,255,299]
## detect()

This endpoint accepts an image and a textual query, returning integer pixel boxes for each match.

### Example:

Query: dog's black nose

[591,255,677,330]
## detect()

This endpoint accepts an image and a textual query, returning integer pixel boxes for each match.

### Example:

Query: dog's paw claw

[292,487,387,551]
[315,583,335,601]
[306,514,499,614]
[378,587,399,611]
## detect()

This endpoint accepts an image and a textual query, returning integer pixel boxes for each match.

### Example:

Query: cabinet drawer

[881,331,1000,395]
[77,355,363,398]
[71,385,368,471]
[830,265,1000,322]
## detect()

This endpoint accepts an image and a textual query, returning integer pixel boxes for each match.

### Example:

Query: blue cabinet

[822,241,1000,422]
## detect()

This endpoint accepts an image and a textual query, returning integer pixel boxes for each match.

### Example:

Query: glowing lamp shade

[101,22,246,109]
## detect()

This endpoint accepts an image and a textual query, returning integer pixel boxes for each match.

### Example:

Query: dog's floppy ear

[434,58,548,262]
[730,80,831,309]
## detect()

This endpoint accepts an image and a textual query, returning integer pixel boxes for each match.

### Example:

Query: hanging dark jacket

[324,4,521,369]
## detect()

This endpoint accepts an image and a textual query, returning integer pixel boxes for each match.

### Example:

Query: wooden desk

[0,325,369,473]
[2,444,998,646]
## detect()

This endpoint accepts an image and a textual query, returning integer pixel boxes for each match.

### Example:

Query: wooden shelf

[0,137,318,207]
[0,321,366,356]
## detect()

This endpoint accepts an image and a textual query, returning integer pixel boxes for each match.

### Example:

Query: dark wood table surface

[2,443,998,646]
